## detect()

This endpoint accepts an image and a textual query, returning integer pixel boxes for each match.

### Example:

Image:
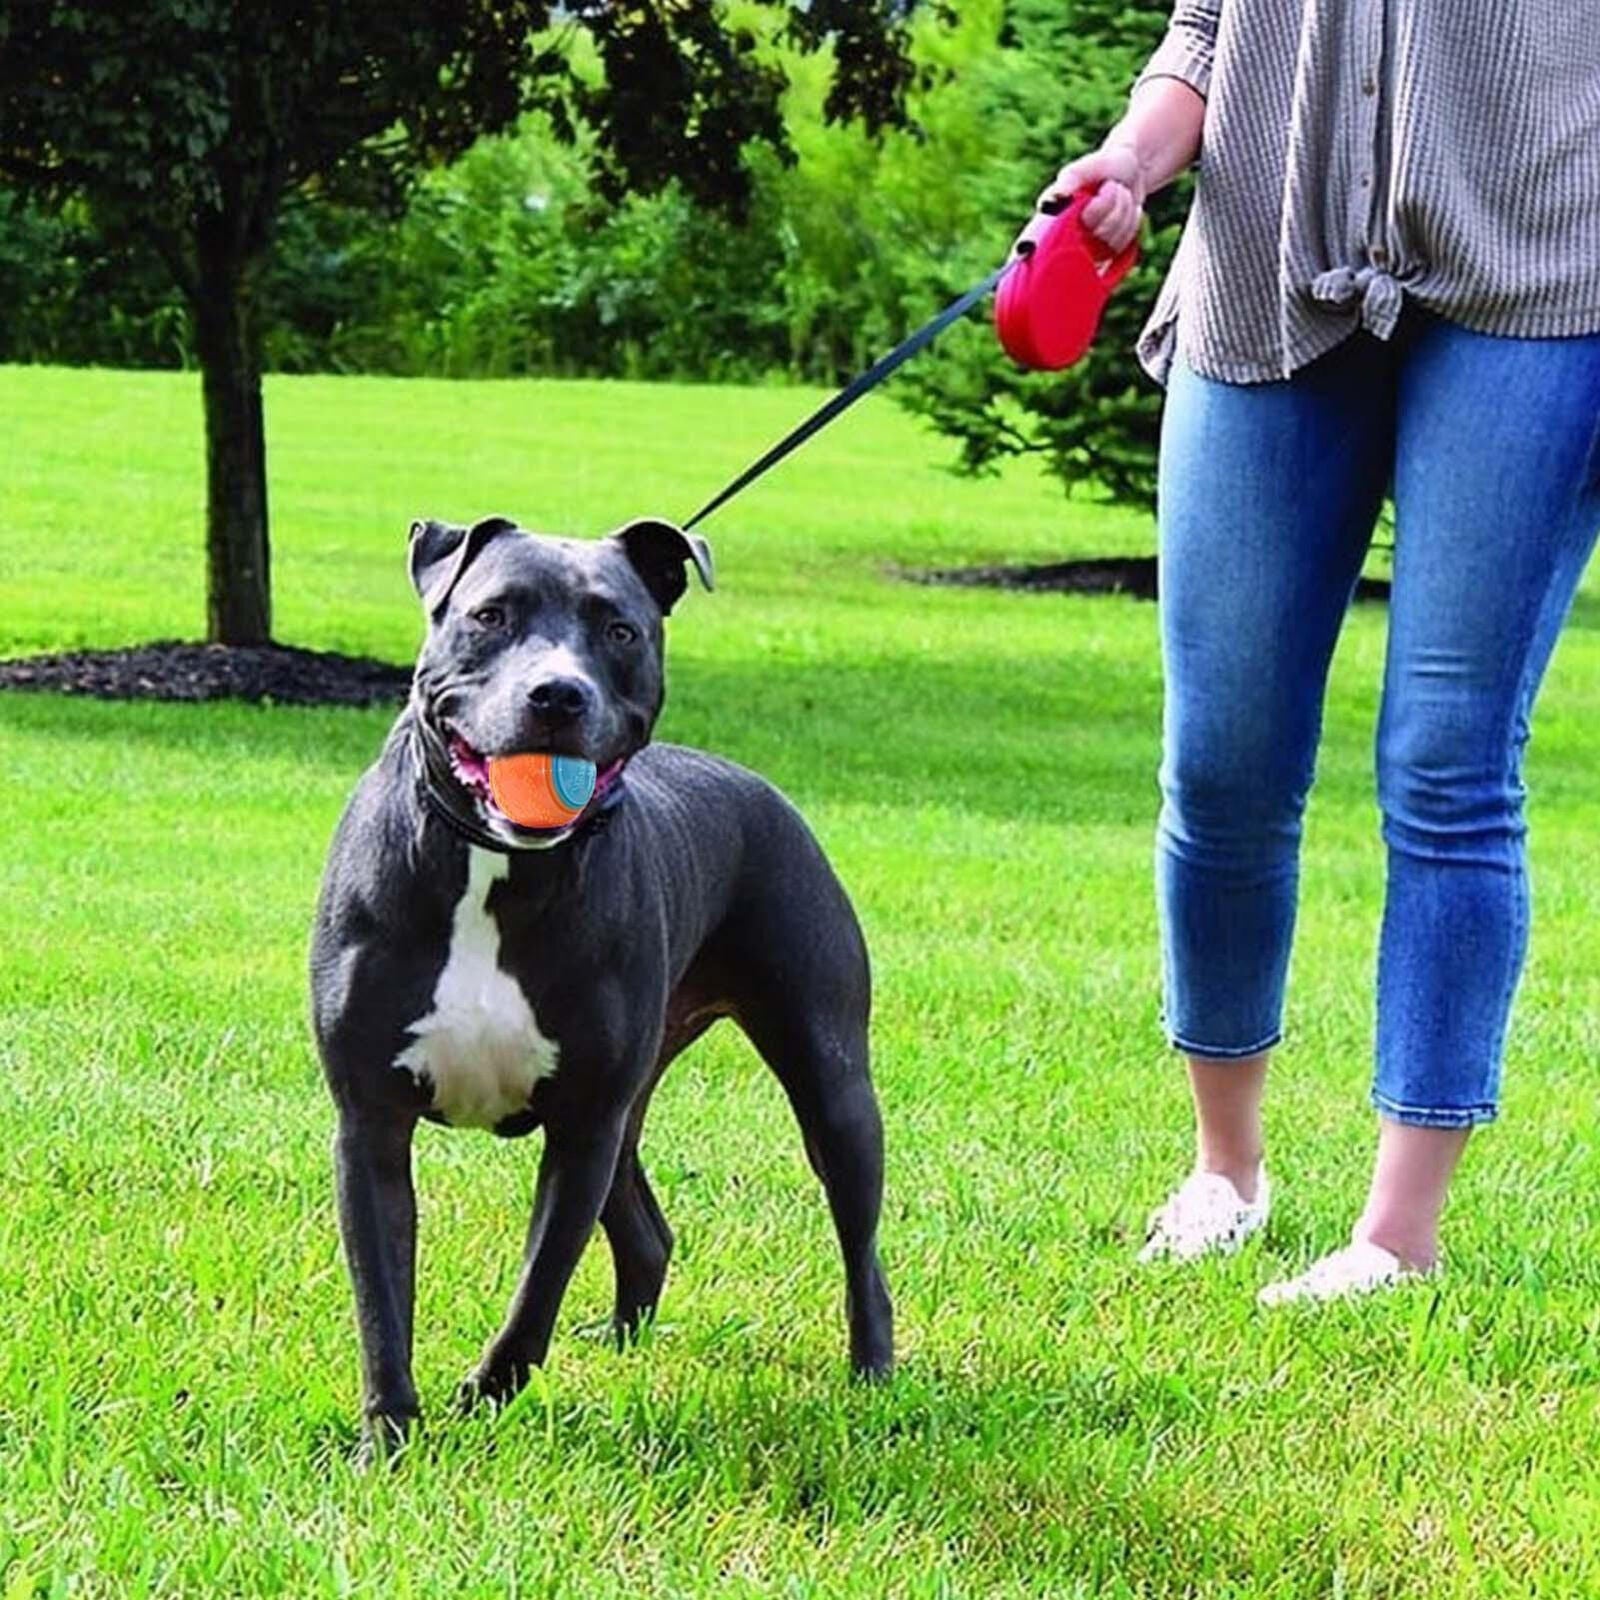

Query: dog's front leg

[460,1113,627,1409]
[333,1108,420,1457]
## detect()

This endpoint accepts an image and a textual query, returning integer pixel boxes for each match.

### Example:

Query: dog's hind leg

[709,824,894,1378]
[599,992,746,1346]
[741,1004,895,1381]
[596,1005,722,1345]
[600,1140,674,1344]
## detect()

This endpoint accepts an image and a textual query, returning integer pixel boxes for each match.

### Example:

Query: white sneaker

[1257,1238,1427,1307]
[1138,1166,1270,1263]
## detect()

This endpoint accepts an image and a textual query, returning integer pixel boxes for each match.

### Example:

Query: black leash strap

[682,256,1019,532]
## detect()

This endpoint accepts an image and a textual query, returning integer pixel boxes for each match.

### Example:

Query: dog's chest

[393,848,558,1129]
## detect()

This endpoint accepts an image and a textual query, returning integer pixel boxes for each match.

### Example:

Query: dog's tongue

[487,752,597,830]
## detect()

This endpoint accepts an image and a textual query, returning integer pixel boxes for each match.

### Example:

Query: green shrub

[892,0,1187,516]
[0,192,191,368]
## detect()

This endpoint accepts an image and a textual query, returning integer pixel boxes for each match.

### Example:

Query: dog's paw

[572,1310,671,1351]
[356,1408,419,1471]
[455,1359,528,1416]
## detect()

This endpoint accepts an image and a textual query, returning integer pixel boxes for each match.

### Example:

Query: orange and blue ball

[488,752,597,830]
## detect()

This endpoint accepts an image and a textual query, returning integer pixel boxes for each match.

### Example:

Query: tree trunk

[192,216,271,646]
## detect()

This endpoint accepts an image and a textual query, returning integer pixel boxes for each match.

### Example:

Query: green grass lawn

[2,364,1598,1598]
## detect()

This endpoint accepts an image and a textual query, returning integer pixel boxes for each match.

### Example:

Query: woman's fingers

[1015,180,1140,257]
[1028,144,1147,252]
[1036,153,1115,213]
[1080,184,1141,253]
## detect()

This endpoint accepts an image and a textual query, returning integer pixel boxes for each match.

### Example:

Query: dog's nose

[527,676,592,720]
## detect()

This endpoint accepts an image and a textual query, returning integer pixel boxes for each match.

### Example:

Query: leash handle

[682,257,1020,533]
[1018,186,1138,279]
[995,185,1138,371]
[1055,188,1140,286]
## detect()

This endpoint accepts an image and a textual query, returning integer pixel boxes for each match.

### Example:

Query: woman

[1030,1,1600,1301]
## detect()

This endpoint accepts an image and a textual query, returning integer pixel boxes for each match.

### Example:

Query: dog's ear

[408,515,518,617]
[608,518,714,616]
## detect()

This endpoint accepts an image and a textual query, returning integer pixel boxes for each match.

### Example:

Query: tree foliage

[0,0,923,643]
[0,2,1179,524]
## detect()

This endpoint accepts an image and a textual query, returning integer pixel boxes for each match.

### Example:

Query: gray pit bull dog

[310,514,893,1451]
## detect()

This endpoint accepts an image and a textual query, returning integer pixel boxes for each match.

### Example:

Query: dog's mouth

[446,730,498,810]
[445,728,624,834]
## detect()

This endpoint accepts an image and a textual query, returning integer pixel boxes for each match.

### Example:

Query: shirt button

[1362,76,1377,95]
[1371,247,1390,268]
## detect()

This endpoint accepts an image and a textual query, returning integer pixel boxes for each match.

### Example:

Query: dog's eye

[605,620,638,646]
[470,604,507,630]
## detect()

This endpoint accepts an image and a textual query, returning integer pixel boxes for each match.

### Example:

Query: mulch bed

[0,642,411,708]
[0,562,1395,710]
[898,555,1392,603]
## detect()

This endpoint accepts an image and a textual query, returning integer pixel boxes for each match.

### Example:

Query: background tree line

[0,0,1182,641]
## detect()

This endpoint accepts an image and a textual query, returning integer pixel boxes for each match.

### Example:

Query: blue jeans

[1156,313,1600,1127]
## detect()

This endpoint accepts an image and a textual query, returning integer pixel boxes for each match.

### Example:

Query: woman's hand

[1014,143,1149,260]
[1011,76,1204,259]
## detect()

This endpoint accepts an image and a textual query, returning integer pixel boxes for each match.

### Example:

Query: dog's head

[406,515,713,849]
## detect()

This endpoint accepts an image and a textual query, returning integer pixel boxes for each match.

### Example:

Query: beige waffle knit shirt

[1135,1,1600,384]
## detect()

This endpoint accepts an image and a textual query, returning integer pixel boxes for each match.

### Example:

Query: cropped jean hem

[1167,1028,1282,1061]
[1370,1093,1499,1130]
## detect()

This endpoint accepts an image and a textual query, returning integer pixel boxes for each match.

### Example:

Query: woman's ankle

[1353,1217,1438,1274]
[1195,1149,1265,1202]
[1355,1119,1469,1273]
[1186,1051,1270,1203]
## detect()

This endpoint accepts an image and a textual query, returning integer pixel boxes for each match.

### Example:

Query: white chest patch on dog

[394,848,558,1129]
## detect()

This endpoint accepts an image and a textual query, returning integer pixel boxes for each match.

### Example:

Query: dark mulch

[898,555,1392,603]
[0,561,1397,711]
[0,642,412,708]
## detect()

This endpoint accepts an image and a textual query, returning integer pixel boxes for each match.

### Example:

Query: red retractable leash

[994,187,1140,370]
[680,185,1137,532]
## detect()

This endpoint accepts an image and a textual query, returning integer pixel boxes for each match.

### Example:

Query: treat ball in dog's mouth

[489,751,597,829]
[447,732,596,830]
